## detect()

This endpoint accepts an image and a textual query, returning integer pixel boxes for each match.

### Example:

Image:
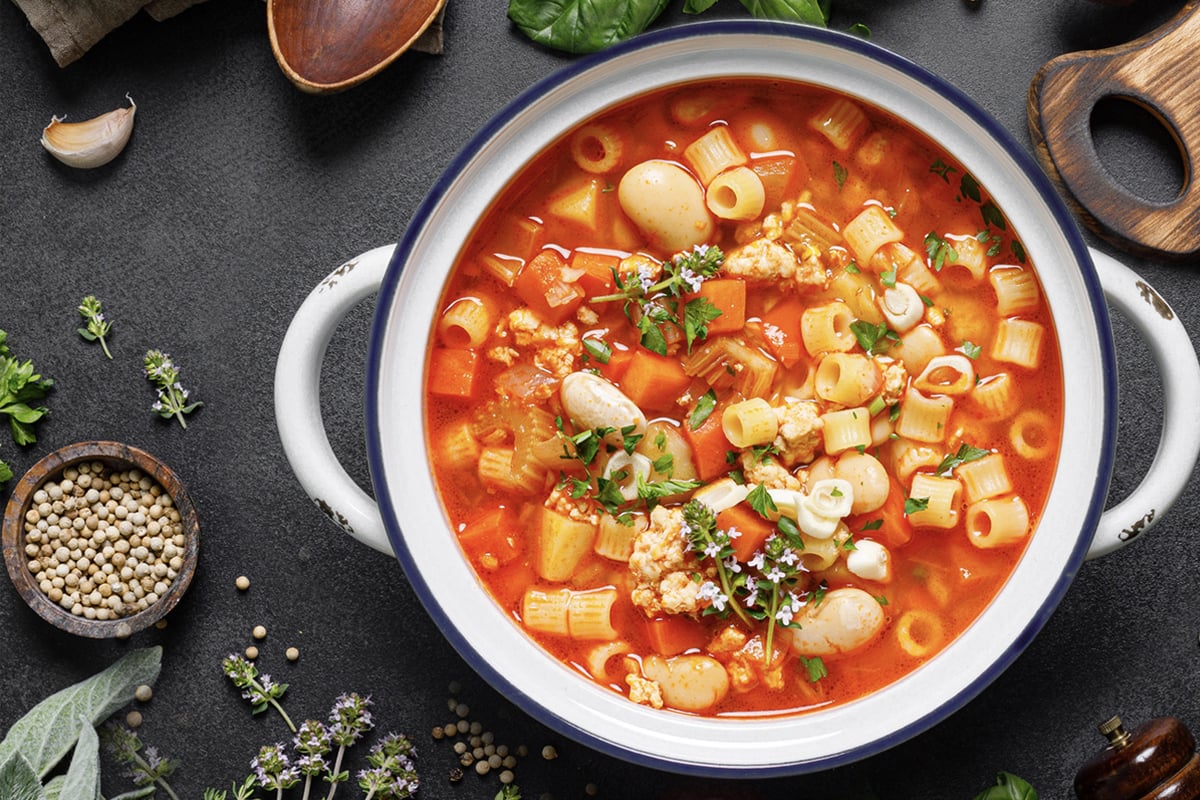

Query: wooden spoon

[267,0,446,94]
[1028,0,1200,259]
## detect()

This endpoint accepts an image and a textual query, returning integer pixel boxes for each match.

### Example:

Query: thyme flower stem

[764,590,780,670]
[700,527,754,629]
[131,750,181,800]
[324,746,347,800]
[270,695,297,733]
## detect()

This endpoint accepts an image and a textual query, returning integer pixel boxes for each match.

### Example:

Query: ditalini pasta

[425,79,1062,718]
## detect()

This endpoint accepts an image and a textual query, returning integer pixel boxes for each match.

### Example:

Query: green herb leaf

[860,518,883,531]
[683,297,723,352]
[0,752,45,800]
[960,173,982,203]
[1012,239,1027,263]
[747,483,777,517]
[848,22,870,38]
[683,0,718,11]
[832,160,848,189]
[924,232,958,272]
[738,0,828,24]
[582,337,612,364]
[930,159,957,182]
[689,388,717,430]
[981,200,1007,230]
[849,320,898,355]
[972,772,1038,800]
[0,648,161,779]
[799,655,828,683]
[904,496,930,515]
[960,340,982,360]
[936,442,990,475]
[59,718,100,800]
[0,331,54,448]
[507,0,672,54]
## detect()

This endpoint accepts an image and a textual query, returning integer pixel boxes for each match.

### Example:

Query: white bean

[641,653,730,713]
[618,160,714,252]
[846,539,891,582]
[790,587,886,657]
[560,372,647,440]
[834,452,889,514]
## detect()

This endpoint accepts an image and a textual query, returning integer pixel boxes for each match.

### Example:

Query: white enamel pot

[275,21,1200,776]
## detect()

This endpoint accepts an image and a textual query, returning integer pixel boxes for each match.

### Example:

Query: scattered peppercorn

[285,646,299,661]
[448,768,464,784]
[245,645,259,660]
[252,625,267,640]
[125,710,143,728]
[20,462,185,620]
[542,745,558,760]
[134,684,153,703]
[235,575,250,591]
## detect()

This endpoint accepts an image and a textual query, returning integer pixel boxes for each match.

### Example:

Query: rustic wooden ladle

[1028,0,1200,259]
[267,0,446,94]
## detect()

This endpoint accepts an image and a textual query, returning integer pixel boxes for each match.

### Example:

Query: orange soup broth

[424,78,1063,717]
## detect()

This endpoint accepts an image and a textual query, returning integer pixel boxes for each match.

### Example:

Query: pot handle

[1087,247,1200,559]
[274,244,395,556]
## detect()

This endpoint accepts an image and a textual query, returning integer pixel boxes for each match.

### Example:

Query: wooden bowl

[2,442,199,639]
[267,0,446,93]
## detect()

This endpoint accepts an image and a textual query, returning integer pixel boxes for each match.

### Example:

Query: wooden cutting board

[1028,0,1200,259]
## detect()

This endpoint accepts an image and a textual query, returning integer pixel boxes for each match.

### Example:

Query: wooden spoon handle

[1028,0,1200,259]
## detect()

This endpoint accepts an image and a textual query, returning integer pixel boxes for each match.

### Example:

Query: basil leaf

[972,772,1038,800]
[0,752,44,800]
[507,0,672,54]
[0,647,161,778]
[683,0,719,11]
[738,0,828,25]
[58,720,100,800]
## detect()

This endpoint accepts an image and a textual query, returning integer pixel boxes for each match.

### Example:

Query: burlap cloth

[12,0,443,67]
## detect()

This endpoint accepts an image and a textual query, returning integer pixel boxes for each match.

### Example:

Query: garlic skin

[41,95,136,169]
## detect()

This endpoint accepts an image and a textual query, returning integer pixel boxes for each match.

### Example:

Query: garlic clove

[41,95,136,169]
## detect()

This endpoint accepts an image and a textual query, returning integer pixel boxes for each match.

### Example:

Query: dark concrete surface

[2,1,1198,798]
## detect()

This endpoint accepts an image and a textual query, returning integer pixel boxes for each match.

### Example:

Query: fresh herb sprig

[685,492,818,669]
[0,329,53,487]
[0,329,53,448]
[222,654,297,733]
[556,420,701,519]
[144,349,202,428]
[590,245,724,355]
[972,772,1038,800]
[78,295,114,359]
[936,442,990,476]
[102,722,182,800]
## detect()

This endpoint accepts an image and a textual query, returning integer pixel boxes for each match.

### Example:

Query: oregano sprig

[222,654,296,733]
[144,350,202,428]
[77,295,114,359]
[101,722,181,800]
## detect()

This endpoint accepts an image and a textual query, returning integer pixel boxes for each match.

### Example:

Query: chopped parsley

[936,442,990,476]
[689,388,717,429]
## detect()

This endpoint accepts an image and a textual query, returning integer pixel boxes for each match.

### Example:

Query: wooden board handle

[1028,0,1200,259]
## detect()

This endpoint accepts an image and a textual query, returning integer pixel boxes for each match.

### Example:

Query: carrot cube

[644,615,709,657]
[428,348,480,399]
[696,278,746,335]
[717,503,776,563]
[620,349,692,411]
[683,408,734,482]
[515,249,586,324]
[570,250,619,296]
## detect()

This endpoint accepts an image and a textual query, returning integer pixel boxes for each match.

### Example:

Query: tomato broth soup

[423,79,1063,717]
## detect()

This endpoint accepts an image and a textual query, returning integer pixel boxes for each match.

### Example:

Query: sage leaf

[109,789,157,800]
[0,752,47,800]
[58,719,100,800]
[0,647,161,779]
[44,776,63,800]
[508,0,671,54]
